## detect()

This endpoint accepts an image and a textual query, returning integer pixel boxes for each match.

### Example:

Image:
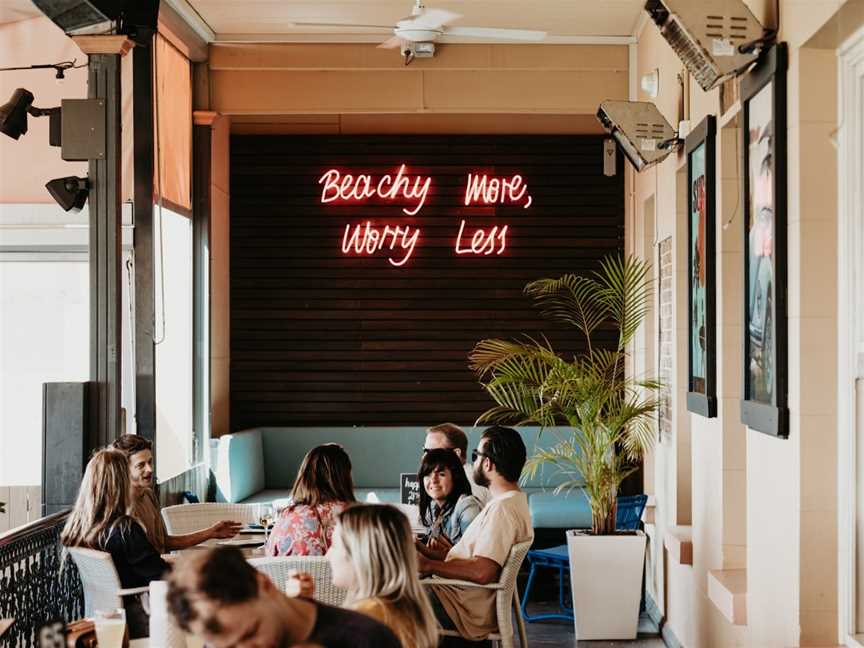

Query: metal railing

[0,511,83,648]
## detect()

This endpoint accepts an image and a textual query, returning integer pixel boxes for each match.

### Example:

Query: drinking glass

[93,608,126,648]
[258,506,275,544]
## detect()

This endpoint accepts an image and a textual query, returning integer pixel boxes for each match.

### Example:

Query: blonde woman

[61,448,169,638]
[267,443,357,556]
[325,504,438,648]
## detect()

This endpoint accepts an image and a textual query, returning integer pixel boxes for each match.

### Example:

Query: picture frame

[740,43,789,438]
[686,115,717,418]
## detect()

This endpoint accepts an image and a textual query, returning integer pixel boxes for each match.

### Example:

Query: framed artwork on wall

[686,115,717,418]
[740,43,789,438]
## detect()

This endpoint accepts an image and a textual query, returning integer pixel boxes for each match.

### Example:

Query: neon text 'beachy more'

[318,166,533,266]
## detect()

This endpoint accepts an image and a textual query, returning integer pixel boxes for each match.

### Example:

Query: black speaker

[42,382,91,516]
[31,0,159,40]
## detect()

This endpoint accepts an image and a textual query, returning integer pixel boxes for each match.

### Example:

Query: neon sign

[318,166,532,265]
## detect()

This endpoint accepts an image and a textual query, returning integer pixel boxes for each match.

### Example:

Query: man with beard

[112,434,242,552]
[167,546,401,648]
[417,426,534,646]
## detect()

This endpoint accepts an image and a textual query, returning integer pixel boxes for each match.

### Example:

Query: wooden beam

[72,35,134,56]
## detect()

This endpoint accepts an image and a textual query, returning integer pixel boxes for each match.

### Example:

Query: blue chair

[520,494,648,622]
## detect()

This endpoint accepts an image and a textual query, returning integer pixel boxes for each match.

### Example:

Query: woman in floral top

[266,444,356,556]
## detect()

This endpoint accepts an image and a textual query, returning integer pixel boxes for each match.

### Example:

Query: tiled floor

[523,602,664,647]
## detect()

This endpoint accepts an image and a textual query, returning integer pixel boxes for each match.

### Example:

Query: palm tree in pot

[468,254,661,535]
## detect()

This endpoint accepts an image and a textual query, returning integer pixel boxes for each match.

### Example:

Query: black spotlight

[46,176,89,212]
[0,88,35,140]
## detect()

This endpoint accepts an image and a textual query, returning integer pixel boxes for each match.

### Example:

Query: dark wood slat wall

[230,135,624,428]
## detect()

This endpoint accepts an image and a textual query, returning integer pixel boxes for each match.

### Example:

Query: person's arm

[122,523,171,583]
[165,520,243,551]
[418,553,501,585]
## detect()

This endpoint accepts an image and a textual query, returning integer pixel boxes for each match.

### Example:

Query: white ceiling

[3,1,647,41]
[0,0,41,25]
[183,0,646,42]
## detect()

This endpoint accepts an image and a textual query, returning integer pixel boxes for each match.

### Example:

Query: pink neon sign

[318,166,531,265]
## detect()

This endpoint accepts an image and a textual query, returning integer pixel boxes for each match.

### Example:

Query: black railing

[0,511,83,648]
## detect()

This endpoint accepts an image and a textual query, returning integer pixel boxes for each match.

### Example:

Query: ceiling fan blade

[291,21,395,30]
[410,8,460,30]
[444,26,547,41]
[377,36,404,49]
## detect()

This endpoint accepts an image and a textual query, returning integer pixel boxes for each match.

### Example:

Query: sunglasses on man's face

[471,448,493,463]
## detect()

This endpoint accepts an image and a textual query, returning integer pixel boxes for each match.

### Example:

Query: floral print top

[265,501,348,557]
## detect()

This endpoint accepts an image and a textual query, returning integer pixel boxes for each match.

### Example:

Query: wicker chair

[422,540,532,648]
[248,556,347,607]
[66,547,149,617]
[161,503,269,536]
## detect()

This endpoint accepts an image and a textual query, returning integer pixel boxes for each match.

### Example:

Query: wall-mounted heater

[596,100,679,172]
[644,0,770,91]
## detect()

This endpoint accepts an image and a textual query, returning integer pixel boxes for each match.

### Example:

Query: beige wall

[0,18,87,203]
[632,1,856,645]
[208,42,628,119]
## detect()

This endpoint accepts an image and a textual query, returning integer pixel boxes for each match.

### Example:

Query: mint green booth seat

[211,427,592,529]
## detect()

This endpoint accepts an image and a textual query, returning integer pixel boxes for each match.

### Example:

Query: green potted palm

[468,254,661,641]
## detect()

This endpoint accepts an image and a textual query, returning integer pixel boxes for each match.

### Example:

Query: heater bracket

[61,98,105,161]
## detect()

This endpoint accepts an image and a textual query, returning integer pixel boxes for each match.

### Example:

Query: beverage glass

[93,608,126,648]
[259,506,275,544]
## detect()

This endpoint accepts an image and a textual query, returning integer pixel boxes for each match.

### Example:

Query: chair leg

[513,583,528,648]
[520,562,537,621]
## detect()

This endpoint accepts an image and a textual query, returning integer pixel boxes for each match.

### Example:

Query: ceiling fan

[292,0,547,61]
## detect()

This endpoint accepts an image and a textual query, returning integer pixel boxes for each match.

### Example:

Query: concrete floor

[522,599,664,647]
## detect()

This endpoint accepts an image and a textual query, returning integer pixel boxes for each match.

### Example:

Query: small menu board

[400,473,420,506]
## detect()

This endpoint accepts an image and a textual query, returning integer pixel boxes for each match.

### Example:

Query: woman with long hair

[61,448,169,638]
[326,504,438,648]
[266,443,357,556]
[418,448,481,546]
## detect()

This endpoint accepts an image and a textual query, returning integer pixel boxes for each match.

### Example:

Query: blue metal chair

[520,494,648,622]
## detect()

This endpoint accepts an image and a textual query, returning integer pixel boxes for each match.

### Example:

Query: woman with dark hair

[266,444,357,556]
[418,448,481,546]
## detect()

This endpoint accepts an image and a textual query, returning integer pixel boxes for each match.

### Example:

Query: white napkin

[149,580,186,648]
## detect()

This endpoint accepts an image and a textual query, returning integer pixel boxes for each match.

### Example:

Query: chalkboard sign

[401,473,420,506]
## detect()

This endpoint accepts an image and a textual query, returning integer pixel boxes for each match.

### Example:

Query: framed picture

[740,43,789,438]
[686,115,717,418]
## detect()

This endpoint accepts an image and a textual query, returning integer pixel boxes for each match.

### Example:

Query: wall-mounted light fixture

[0,88,60,143]
[644,0,773,91]
[596,100,681,172]
[641,69,660,98]
[46,176,89,213]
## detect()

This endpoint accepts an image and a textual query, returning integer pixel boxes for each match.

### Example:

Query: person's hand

[285,570,315,599]
[425,535,452,561]
[417,554,433,577]
[209,520,243,539]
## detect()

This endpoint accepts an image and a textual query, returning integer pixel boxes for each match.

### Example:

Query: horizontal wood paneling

[230,134,623,428]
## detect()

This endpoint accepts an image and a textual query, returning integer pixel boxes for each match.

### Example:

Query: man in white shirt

[424,423,491,507]
[418,425,534,645]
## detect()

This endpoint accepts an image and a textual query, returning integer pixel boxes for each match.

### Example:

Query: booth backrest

[213,428,266,502]
[250,426,581,491]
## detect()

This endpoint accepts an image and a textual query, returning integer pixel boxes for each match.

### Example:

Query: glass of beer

[93,608,126,648]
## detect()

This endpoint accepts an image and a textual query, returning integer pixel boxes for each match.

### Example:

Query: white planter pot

[567,529,647,641]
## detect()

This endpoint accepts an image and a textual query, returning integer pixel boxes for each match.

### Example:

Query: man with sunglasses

[418,425,533,646]
[424,423,491,507]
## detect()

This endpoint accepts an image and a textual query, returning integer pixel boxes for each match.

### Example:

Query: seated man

[167,546,402,648]
[418,425,534,645]
[112,435,241,552]
[425,423,490,506]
